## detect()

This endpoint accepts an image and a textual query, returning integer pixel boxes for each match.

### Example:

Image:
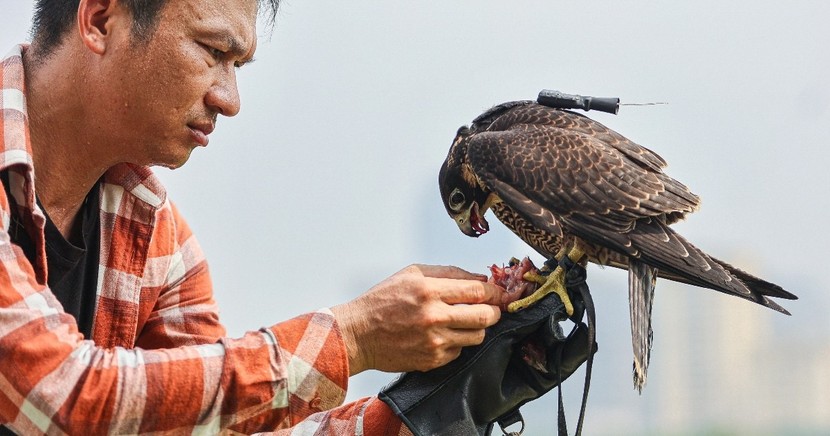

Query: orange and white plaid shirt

[0,45,406,435]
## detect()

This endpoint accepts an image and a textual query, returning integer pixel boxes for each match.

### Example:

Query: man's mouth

[188,121,215,147]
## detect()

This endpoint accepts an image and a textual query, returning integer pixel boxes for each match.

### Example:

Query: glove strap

[560,255,596,436]
[497,410,525,435]
[557,367,568,436]
[547,255,595,436]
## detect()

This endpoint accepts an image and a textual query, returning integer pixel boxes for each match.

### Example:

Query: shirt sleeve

[0,203,404,434]
[1,279,404,434]
[242,396,410,436]
[133,201,228,349]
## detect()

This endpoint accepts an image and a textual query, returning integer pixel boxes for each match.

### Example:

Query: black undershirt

[2,171,101,338]
[2,172,101,435]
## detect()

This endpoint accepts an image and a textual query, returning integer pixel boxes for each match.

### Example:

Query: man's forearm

[0,305,351,434]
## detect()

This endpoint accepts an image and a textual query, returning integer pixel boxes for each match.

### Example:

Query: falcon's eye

[448,188,466,211]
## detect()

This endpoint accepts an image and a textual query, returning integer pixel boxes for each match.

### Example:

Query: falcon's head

[438,126,493,238]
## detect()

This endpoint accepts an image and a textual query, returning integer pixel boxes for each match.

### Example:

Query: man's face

[96,0,258,168]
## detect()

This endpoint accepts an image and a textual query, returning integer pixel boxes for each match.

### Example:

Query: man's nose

[205,66,241,117]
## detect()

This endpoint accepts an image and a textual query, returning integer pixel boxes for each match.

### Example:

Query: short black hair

[31,0,279,57]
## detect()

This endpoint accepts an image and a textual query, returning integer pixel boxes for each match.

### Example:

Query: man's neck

[23,46,112,239]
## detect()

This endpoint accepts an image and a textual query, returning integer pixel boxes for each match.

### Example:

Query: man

[0,0,587,434]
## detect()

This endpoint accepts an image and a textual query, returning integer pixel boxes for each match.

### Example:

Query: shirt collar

[0,44,36,172]
[0,44,167,210]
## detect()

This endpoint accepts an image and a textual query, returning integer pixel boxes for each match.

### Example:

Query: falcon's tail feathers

[629,219,796,316]
[712,259,797,315]
[713,258,797,300]
[628,259,656,394]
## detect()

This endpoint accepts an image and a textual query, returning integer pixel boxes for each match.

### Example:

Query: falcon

[438,99,798,391]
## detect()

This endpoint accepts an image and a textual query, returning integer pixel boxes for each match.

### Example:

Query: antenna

[537,89,667,115]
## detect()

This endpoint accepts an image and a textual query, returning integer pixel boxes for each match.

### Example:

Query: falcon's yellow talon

[522,271,547,285]
[552,284,575,316]
[508,267,575,315]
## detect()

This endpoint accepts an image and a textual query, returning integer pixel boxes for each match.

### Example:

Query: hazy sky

[2,1,829,433]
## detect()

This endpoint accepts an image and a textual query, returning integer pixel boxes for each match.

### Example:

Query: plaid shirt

[0,45,406,435]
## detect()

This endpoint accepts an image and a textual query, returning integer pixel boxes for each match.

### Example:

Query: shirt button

[310,395,322,410]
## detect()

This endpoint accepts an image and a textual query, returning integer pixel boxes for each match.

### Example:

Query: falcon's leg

[521,246,566,284]
[507,244,585,314]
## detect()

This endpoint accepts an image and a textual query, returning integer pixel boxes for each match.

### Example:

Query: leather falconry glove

[379,264,596,436]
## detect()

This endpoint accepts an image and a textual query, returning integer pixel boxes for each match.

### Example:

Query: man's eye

[200,43,224,60]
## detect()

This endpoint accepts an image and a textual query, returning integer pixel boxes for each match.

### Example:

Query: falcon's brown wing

[478,104,674,179]
[466,109,699,234]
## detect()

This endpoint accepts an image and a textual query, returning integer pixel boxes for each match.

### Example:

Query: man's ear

[77,0,123,55]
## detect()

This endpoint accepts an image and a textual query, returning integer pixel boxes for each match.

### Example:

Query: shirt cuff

[360,397,410,436]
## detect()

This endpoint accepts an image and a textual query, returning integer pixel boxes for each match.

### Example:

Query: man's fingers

[429,277,506,306]
[408,264,507,305]
[444,303,501,329]
[445,329,487,349]
[414,264,488,282]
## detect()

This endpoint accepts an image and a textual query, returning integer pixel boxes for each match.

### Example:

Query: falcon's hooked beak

[456,202,490,237]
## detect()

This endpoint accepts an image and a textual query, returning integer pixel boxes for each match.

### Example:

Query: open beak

[456,202,490,237]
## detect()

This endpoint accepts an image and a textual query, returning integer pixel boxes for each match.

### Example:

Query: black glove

[379,265,596,436]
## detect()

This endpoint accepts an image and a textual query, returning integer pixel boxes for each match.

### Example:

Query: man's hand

[378,269,597,436]
[331,264,507,375]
